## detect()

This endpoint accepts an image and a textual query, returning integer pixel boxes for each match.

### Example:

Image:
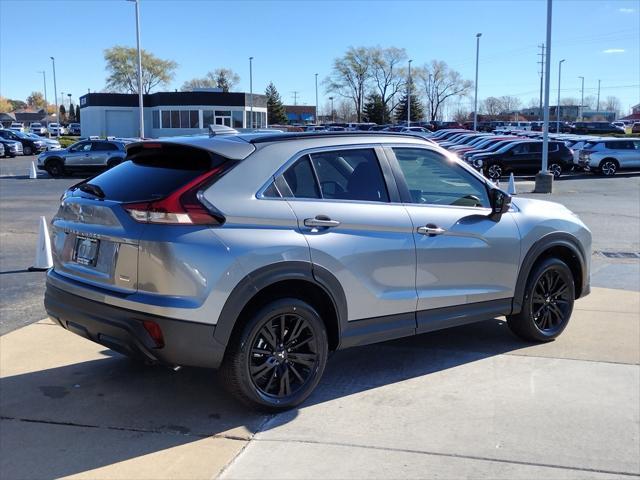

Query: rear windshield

[78,144,233,202]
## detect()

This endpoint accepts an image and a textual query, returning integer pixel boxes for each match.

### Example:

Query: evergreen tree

[395,85,424,123]
[265,82,287,125]
[363,93,389,125]
[59,105,66,122]
[75,105,80,122]
[68,103,75,122]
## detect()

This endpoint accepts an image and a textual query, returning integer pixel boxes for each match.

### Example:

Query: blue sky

[1,0,638,115]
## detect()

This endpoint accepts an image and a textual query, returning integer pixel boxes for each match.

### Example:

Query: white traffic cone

[29,216,53,271]
[29,162,38,179]
[507,172,517,195]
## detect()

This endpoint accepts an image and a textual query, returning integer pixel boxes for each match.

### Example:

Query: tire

[507,257,575,342]
[107,158,123,169]
[23,145,32,156]
[221,298,328,412]
[45,159,64,178]
[549,163,563,179]
[485,163,504,181]
[598,159,618,176]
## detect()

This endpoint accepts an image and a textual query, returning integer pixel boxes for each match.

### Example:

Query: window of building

[232,111,243,128]
[203,110,214,128]
[190,110,199,128]
[152,110,160,129]
[215,110,231,117]
[170,110,180,128]
[162,111,170,129]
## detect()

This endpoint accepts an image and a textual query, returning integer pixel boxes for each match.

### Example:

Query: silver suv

[44,132,592,410]
[578,139,640,175]
[37,139,127,177]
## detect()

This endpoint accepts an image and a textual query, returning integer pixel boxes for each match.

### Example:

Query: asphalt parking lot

[1,154,639,479]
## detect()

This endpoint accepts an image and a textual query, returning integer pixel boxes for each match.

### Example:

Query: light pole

[127,0,144,138]
[329,96,334,123]
[407,59,413,127]
[50,57,59,138]
[596,79,601,111]
[38,70,48,128]
[473,33,482,130]
[535,0,553,193]
[556,59,565,132]
[315,73,319,125]
[578,76,584,121]
[249,56,253,128]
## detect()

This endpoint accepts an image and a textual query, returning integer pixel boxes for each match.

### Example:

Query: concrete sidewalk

[1,287,638,479]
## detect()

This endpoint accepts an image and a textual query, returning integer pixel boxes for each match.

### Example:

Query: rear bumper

[44,282,226,369]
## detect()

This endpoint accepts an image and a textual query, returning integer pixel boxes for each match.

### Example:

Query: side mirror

[489,188,512,221]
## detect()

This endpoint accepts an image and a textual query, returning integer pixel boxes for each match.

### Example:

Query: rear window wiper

[78,183,105,199]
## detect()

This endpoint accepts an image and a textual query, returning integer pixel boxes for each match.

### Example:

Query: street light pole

[578,76,585,121]
[596,79,601,111]
[38,70,48,129]
[473,33,482,130]
[556,59,565,133]
[249,56,253,129]
[50,57,59,138]
[315,73,319,125]
[128,0,144,138]
[535,0,553,193]
[329,96,334,122]
[407,59,412,127]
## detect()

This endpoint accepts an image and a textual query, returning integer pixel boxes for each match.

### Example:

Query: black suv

[0,129,46,155]
[481,140,573,180]
[571,122,624,135]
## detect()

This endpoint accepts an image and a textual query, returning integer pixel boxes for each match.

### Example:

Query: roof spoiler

[208,125,238,137]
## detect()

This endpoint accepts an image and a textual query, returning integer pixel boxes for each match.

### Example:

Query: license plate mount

[74,237,100,266]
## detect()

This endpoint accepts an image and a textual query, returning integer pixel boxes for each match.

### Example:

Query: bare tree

[498,95,521,112]
[582,95,596,109]
[104,46,177,94]
[337,99,356,122]
[181,68,240,92]
[481,96,503,116]
[370,47,407,123]
[603,96,621,114]
[560,97,579,106]
[452,107,471,123]
[325,47,372,122]
[419,60,473,121]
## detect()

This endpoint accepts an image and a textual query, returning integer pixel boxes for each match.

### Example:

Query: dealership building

[79,90,268,138]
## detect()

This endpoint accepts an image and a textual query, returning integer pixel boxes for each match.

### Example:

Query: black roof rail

[248,131,435,144]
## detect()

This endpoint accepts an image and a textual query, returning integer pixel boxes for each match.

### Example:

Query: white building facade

[79,91,268,138]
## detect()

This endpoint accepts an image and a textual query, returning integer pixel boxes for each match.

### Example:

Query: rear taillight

[123,167,225,225]
[142,320,165,348]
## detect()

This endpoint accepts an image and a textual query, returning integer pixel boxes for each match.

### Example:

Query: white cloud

[603,48,626,54]
[619,7,635,13]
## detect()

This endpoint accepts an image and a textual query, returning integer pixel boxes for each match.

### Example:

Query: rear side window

[310,149,389,202]
[92,142,118,151]
[605,141,632,150]
[82,144,232,202]
[283,157,320,199]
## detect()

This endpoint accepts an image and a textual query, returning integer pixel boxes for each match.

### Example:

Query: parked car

[578,139,640,176]
[430,121,465,131]
[24,132,61,150]
[44,132,591,411]
[29,123,48,135]
[0,142,4,157]
[632,122,640,134]
[37,139,127,177]
[0,138,23,157]
[479,140,573,180]
[571,122,625,135]
[47,123,67,135]
[9,122,24,132]
[0,129,46,155]
[67,123,82,135]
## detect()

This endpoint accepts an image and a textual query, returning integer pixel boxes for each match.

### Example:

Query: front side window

[70,141,91,152]
[392,147,490,208]
[309,149,389,202]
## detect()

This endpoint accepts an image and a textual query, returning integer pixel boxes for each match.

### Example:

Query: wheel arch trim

[213,261,347,350]
[512,232,588,314]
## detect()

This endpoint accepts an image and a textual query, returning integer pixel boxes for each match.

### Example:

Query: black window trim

[255,144,401,203]
[383,144,493,210]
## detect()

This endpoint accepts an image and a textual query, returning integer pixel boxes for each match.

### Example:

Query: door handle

[304,216,341,228]
[417,225,446,236]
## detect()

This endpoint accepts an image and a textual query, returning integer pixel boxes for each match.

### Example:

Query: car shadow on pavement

[0,318,529,479]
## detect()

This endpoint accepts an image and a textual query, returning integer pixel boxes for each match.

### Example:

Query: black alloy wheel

[507,257,575,342]
[46,159,64,178]
[23,145,32,155]
[486,163,503,181]
[249,312,319,398]
[222,298,328,411]
[549,163,563,179]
